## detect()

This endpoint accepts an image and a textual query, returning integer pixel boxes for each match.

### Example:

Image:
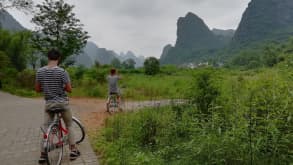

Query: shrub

[189,69,220,115]
[16,69,35,89]
[144,57,160,75]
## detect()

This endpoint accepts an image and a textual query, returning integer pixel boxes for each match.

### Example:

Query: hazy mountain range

[0,10,144,68]
[74,41,145,68]
[160,0,293,65]
[0,10,25,31]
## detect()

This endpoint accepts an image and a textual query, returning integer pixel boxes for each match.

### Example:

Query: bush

[87,86,103,97]
[189,69,220,115]
[144,57,160,75]
[75,65,86,79]
[16,69,35,89]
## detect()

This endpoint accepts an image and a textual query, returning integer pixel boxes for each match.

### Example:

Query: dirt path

[70,98,109,132]
[70,98,184,132]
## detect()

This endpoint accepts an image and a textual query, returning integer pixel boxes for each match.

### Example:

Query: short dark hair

[110,68,116,75]
[47,49,61,60]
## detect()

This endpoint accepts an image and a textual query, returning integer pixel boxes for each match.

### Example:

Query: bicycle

[107,89,126,114]
[106,93,122,114]
[41,108,85,165]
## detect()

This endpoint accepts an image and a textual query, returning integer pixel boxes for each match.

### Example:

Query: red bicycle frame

[41,114,70,149]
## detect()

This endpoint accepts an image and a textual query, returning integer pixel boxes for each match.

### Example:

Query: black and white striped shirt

[36,66,70,103]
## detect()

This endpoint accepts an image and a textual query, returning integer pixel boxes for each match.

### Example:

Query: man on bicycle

[106,68,121,111]
[35,49,80,163]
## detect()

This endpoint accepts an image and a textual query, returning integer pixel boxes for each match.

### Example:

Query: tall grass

[94,68,293,165]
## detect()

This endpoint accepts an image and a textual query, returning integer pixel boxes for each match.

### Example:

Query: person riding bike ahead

[35,49,80,163]
[106,68,121,110]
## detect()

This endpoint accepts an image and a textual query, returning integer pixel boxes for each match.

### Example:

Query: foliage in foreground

[94,69,293,165]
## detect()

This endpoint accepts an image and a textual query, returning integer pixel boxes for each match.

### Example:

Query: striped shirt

[36,66,70,103]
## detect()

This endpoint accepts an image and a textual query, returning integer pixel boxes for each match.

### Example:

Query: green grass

[118,72,192,100]
[1,67,194,100]
[93,67,293,165]
[2,86,40,97]
[64,67,194,100]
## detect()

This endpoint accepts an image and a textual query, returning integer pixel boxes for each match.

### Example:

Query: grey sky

[8,0,251,57]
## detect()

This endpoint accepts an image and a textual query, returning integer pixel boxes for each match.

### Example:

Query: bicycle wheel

[46,124,63,165]
[72,117,85,144]
[108,96,118,114]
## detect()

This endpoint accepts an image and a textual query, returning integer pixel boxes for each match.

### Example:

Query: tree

[31,0,89,65]
[122,58,135,69]
[27,52,40,70]
[144,57,160,75]
[111,58,121,68]
[7,31,32,71]
[94,60,101,68]
[0,29,32,71]
[230,50,261,69]
[0,51,10,69]
[263,44,278,67]
[0,0,33,13]
[190,70,220,115]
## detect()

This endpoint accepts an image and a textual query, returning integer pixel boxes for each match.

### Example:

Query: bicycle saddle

[47,107,65,113]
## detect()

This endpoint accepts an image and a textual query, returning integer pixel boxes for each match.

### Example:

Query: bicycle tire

[108,96,118,114]
[72,117,85,144]
[46,124,63,165]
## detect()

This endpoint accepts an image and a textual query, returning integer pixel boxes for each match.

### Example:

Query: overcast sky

[8,0,251,58]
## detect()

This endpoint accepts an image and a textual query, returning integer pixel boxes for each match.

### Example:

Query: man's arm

[64,83,72,93]
[35,82,41,92]
[35,70,42,92]
[63,70,72,93]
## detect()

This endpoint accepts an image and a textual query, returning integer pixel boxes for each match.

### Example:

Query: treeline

[0,29,37,94]
[227,37,293,69]
[0,29,33,71]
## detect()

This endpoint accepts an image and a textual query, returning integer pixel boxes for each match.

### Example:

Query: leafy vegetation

[89,37,293,164]
[0,28,37,96]
[228,38,292,69]
[110,58,136,70]
[65,65,192,100]
[0,29,32,71]
[144,57,160,75]
[31,0,89,65]
[94,68,293,165]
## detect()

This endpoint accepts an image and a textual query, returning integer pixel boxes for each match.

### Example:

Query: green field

[93,66,293,164]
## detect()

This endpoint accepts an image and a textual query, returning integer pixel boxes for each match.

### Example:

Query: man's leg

[61,104,80,160]
[39,108,54,163]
